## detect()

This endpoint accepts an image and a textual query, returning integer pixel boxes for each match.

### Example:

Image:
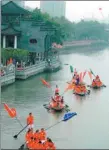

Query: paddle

[13,124,29,139]
[90,69,106,87]
[45,112,77,130]
[19,112,77,149]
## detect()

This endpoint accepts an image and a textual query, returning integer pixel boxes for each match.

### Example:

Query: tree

[30,8,109,43]
[1,48,29,65]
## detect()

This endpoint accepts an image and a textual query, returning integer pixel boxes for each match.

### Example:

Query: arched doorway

[44,34,51,51]
[44,34,52,59]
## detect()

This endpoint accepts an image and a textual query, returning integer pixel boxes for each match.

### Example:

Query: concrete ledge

[1,73,15,87]
[15,62,46,79]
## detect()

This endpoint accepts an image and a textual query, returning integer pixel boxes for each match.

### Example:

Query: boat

[88,81,106,89]
[89,84,105,89]
[21,129,56,150]
[73,83,90,96]
[43,97,70,112]
[49,101,65,111]
[73,90,90,96]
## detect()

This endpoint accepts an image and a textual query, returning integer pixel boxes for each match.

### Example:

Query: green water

[1,47,109,149]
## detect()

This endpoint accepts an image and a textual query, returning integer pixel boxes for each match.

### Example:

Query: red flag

[40,78,51,88]
[79,72,83,82]
[4,103,16,118]
[64,83,74,92]
[83,71,87,79]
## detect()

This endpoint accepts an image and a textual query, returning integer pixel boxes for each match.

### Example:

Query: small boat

[88,83,106,89]
[90,85,105,89]
[73,90,90,96]
[73,83,90,96]
[49,101,65,111]
[92,85,102,89]
[43,97,70,112]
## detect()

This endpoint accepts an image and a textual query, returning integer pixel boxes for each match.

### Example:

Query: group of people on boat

[49,85,64,108]
[71,71,88,94]
[92,75,103,87]
[72,70,103,90]
[25,113,56,149]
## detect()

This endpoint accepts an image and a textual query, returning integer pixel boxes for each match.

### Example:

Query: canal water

[1,47,109,149]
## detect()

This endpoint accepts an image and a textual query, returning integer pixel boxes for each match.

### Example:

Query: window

[30,39,37,44]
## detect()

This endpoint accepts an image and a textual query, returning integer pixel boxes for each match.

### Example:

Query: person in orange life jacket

[92,79,96,85]
[55,94,61,102]
[33,129,40,141]
[51,96,56,102]
[25,129,33,142]
[43,137,50,149]
[47,138,56,149]
[95,75,101,82]
[73,74,76,80]
[73,71,77,79]
[26,136,34,149]
[61,96,64,103]
[39,128,46,142]
[55,85,59,95]
[27,113,34,130]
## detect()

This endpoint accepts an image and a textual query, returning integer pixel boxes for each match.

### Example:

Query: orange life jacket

[44,141,49,149]
[55,88,59,93]
[25,132,30,141]
[27,141,34,149]
[48,142,56,150]
[39,130,46,140]
[27,115,34,125]
[33,132,40,140]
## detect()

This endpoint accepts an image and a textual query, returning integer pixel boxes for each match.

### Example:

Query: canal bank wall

[0,64,15,87]
[16,61,46,79]
[61,40,109,51]
[1,58,61,86]
[1,72,15,87]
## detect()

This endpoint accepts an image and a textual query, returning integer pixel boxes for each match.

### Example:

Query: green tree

[1,48,29,65]
[30,8,109,43]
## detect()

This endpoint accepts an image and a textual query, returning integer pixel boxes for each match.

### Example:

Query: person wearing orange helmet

[55,85,59,95]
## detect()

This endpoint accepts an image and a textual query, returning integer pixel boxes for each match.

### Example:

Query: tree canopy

[1,48,29,65]
[30,8,109,44]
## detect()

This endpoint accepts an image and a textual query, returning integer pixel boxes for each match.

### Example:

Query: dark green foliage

[30,8,109,44]
[1,48,29,64]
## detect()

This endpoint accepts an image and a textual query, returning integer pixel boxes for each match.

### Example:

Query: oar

[13,124,29,139]
[19,112,77,149]
[15,116,24,128]
[46,112,77,130]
